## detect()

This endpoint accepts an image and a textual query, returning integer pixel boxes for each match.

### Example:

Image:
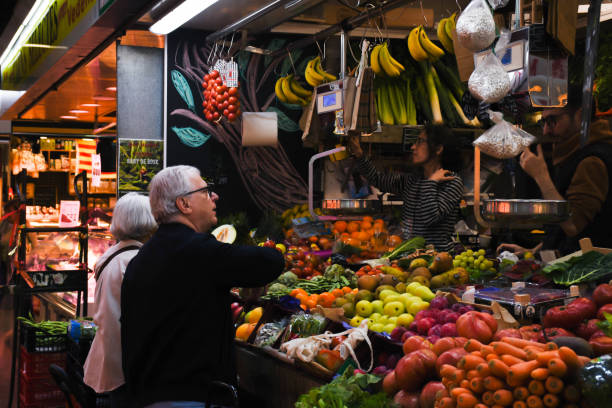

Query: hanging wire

[227,32,236,58]
[419,0,429,27]
[286,48,298,75]
[372,17,384,43]
[315,38,324,58]
[207,41,218,64]
[456,0,462,13]
[347,38,360,64]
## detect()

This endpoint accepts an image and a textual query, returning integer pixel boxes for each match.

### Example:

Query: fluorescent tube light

[0,0,55,69]
[70,110,89,114]
[81,103,101,107]
[60,115,78,120]
[149,0,220,35]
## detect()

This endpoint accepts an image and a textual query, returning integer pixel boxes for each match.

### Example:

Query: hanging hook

[207,41,218,65]
[286,48,297,76]
[455,0,462,14]
[419,0,429,27]
[373,17,384,43]
[315,38,323,58]
[227,32,235,58]
[322,37,328,62]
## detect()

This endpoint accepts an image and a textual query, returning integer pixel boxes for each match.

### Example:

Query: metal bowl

[482,199,570,224]
[321,199,381,215]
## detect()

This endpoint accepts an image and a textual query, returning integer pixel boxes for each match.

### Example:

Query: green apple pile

[452,249,495,278]
[347,282,435,334]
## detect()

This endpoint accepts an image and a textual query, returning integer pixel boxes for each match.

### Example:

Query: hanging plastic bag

[473,110,536,159]
[487,0,510,10]
[469,30,511,103]
[456,0,496,51]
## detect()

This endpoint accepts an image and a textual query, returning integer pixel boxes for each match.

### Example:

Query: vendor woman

[348,125,464,251]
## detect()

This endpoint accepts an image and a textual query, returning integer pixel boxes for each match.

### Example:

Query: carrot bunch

[435,337,589,408]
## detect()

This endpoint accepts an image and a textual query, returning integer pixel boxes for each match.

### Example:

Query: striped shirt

[356,156,464,251]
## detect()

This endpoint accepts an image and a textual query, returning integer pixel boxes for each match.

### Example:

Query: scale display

[317,89,343,113]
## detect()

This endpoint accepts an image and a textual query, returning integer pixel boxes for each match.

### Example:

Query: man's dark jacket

[121,223,284,406]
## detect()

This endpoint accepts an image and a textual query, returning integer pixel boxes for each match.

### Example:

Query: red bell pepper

[315,349,344,372]
[590,336,612,356]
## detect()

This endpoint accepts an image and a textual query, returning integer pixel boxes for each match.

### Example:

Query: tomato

[228,104,237,113]
[519,324,542,341]
[331,335,346,349]
[456,311,497,343]
[215,95,223,104]
[228,113,236,121]
[228,96,238,105]
[538,327,575,342]
[543,297,597,329]
[594,284,612,307]
[598,304,612,320]
[236,108,241,116]
[222,100,229,109]
[228,87,238,96]
[205,112,213,121]
[210,70,219,79]
[223,109,229,117]
[215,77,223,85]
[576,319,602,340]
[212,111,220,120]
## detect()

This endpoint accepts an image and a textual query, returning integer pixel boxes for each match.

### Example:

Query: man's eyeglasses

[538,113,565,128]
[413,137,427,146]
[182,183,215,198]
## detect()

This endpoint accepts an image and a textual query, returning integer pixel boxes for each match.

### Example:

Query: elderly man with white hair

[121,165,284,408]
[84,192,157,408]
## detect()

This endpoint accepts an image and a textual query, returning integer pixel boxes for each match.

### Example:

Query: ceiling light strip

[149,0,220,35]
[0,0,55,69]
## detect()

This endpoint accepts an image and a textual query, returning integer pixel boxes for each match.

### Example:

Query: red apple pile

[202,70,241,123]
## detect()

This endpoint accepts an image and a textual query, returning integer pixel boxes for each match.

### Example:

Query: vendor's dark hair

[566,83,595,118]
[424,124,462,172]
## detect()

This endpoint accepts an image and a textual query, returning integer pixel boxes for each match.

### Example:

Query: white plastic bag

[468,30,511,103]
[473,110,536,159]
[456,0,496,51]
[487,0,510,10]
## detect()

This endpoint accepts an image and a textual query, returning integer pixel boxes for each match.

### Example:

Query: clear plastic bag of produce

[456,0,496,51]
[469,30,512,103]
[254,318,289,347]
[290,312,326,338]
[473,110,536,159]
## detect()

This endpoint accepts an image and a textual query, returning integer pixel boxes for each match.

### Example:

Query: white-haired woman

[84,193,157,408]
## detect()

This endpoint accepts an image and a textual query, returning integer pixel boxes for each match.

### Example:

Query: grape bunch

[453,249,496,280]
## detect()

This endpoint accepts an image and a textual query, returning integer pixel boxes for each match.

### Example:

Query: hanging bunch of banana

[437,13,457,55]
[408,25,445,62]
[304,56,337,88]
[275,74,312,106]
[370,42,405,77]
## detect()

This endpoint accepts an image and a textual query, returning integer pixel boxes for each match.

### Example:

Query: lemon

[524,251,534,260]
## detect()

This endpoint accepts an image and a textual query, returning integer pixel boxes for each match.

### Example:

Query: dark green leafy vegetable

[295,369,396,408]
[541,251,612,285]
[382,236,426,260]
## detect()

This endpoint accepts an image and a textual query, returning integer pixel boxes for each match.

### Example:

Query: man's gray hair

[149,165,202,223]
[110,193,157,241]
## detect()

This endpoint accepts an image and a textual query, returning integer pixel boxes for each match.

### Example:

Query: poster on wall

[118,139,163,196]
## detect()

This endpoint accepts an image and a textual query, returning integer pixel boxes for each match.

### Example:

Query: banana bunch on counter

[370,42,405,77]
[408,25,445,62]
[437,13,457,55]
[305,56,337,87]
[275,74,312,106]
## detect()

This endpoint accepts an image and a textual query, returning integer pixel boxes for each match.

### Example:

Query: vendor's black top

[120,222,284,407]
[544,142,612,254]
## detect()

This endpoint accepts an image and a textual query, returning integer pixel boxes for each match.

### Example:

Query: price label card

[59,200,80,227]
[226,60,238,88]
[91,154,101,187]
[213,60,226,82]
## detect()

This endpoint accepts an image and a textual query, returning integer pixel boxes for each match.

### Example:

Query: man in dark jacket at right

[121,165,285,408]
[500,85,612,256]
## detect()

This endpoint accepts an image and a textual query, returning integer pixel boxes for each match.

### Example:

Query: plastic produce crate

[19,373,64,406]
[20,322,67,353]
[20,346,65,379]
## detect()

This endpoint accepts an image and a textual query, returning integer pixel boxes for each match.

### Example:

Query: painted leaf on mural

[280,49,304,76]
[172,126,211,147]
[266,106,300,132]
[171,70,195,111]
[279,101,304,111]
[264,39,288,67]
[236,50,250,80]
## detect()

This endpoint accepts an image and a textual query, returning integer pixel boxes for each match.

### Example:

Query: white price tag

[59,200,81,227]
[213,59,226,81]
[91,154,101,187]
[226,60,238,88]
